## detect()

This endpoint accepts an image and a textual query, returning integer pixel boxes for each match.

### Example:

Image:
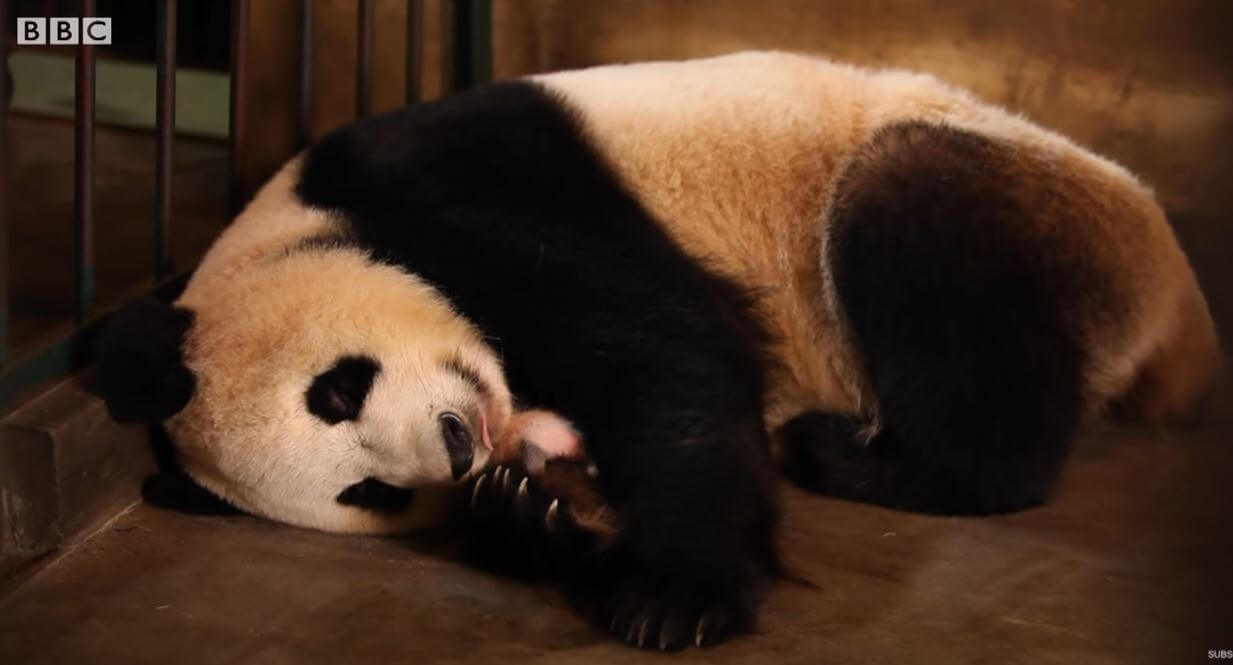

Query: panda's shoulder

[293,80,594,219]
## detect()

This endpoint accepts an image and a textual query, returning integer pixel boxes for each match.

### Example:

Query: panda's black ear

[95,298,197,423]
[306,355,381,424]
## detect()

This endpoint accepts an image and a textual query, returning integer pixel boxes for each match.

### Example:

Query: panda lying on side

[96,52,1221,651]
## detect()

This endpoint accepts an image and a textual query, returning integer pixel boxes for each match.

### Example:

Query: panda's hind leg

[777,410,1062,515]
[794,121,1106,515]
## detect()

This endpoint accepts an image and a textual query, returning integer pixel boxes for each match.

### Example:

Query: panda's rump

[794,119,1199,513]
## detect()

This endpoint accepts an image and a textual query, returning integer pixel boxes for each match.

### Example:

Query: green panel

[8,51,229,139]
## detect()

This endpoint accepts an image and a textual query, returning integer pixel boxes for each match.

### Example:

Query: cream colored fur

[538,51,1220,432]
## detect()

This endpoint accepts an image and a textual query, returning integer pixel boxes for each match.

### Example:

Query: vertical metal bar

[155,0,178,278]
[229,0,249,215]
[405,0,423,104]
[297,0,313,147]
[452,0,492,91]
[356,0,374,118]
[0,0,9,364]
[75,0,98,323]
[439,0,454,95]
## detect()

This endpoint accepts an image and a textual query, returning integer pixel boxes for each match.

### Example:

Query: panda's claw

[694,608,730,648]
[470,472,490,509]
[544,498,560,531]
[517,476,529,503]
[636,618,652,648]
[587,574,754,652]
[624,619,641,646]
[658,613,690,652]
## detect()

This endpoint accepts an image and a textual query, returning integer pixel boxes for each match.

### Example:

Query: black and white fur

[97,52,1220,651]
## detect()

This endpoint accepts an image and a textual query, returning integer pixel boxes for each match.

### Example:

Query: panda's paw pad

[599,582,750,651]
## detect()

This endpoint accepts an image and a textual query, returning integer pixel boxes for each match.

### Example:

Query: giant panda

[96,51,1221,651]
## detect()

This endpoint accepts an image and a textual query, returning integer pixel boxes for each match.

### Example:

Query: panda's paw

[469,464,560,530]
[462,461,593,580]
[594,575,756,651]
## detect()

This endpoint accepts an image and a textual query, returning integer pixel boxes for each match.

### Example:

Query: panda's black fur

[296,80,782,646]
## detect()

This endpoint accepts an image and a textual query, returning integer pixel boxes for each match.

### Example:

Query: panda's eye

[439,412,475,480]
[440,412,472,446]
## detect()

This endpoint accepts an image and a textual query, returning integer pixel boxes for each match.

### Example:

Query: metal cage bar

[75,0,98,324]
[452,0,491,90]
[0,0,10,366]
[228,0,249,215]
[357,0,375,118]
[155,0,178,278]
[298,0,313,147]
[406,0,424,104]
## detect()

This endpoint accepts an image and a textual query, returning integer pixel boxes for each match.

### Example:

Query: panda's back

[539,52,1217,427]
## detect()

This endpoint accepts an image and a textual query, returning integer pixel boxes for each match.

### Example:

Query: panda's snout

[439,412,475,480]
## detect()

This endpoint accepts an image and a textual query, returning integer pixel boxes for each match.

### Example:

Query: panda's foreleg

[559,379,781,650]
[467,380,779,649]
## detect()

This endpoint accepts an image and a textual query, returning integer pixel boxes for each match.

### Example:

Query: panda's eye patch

[306,355,381,424]
[439,412,475,480]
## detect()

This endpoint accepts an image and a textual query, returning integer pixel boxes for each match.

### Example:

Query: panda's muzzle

[439,412,476,480]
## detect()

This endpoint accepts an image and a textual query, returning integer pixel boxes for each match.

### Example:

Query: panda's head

[95,245,513,534]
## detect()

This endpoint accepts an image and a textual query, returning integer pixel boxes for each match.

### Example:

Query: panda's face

[205,343,506,532]
[170,347,508,533]
[100,246,514,534]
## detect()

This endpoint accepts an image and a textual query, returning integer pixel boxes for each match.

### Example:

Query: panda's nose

[439,412,475,480]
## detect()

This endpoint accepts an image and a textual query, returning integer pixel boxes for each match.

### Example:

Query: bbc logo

[16,17,113,45]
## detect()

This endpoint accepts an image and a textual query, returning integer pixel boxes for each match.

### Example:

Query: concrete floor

[1,381,1230,664]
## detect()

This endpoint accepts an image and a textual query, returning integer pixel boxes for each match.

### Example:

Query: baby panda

[98,51,1221,652]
